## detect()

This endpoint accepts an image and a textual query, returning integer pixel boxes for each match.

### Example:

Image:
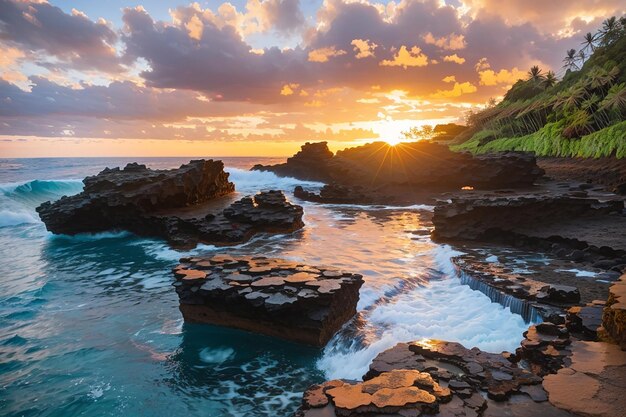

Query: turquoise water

[0,157,532,416]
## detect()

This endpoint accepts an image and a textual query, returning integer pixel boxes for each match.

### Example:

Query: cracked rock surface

[173,255,363,346]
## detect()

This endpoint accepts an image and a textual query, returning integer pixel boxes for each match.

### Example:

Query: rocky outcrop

[432,196,624,242]
[252,141,334,182]
[37,161,304,248]
[296,340,547,417]
[254,141,545,191]
[37,160,234,234]
[294,184,377,204]
[173,255,363,346]
[602,274,626,349]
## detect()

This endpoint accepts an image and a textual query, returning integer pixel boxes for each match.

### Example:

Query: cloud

[0,0,123,72]
[442,75,456,83]
[185,14,204,40]
[280,83,299,95]
[308,46,347,63]
[431,81,477,98]
[478,67,526,86]
[423,32,467,50]
[380,46,429,69]
[351,39,377,59]
[443,54,465,64]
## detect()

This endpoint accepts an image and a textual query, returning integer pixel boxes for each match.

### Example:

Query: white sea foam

[317,245,529,380]
[199,347,236,364]
[226,167,324,195]
[556,268,598,278]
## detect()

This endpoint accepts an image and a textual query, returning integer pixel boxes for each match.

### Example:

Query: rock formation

[173,255,363,346]
[602,274,626,349]
[252,141,334,182]
[253,141,545,192]
[37,161,304,248]
[432,196,624,242]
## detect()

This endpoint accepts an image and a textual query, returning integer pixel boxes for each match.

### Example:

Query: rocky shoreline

[37,161,305,248]
[31,143,626,417]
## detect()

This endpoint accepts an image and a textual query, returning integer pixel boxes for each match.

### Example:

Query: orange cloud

[431,82,477,98]
[443,54,465,64]
[280,83,299,95]
[351,39,377,59]
[380,46,428,69]
[478,68,526,86]
[442,75,456,83]
[308,46,347,63]
[423,32,466,50]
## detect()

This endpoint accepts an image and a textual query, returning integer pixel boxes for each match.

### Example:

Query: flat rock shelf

[173,255,364,346]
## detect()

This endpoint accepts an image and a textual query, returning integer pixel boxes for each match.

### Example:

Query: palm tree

[578,50,586,67]
[581,32,597,53]
[542,71,558,89]
[599,16,619,45]
[563,49,579,71]
[600,83,626,113]
[527,65,544,82]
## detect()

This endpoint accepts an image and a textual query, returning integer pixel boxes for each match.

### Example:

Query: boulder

[173,255,363,346]
[254,141,544,190]
[37,160,304,248]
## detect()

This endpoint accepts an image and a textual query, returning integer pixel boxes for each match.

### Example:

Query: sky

[0,0,624,157]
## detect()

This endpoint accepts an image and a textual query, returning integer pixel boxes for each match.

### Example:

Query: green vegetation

[454,121,626,158]
[455,16,626,158]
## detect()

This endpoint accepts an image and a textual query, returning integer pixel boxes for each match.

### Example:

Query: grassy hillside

[455,16,626,158]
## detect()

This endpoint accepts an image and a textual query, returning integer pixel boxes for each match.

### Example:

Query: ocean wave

[225,167,324,195]
[317,245,529,380]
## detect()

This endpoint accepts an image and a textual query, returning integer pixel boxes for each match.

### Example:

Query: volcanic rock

[252,141,334,182]
[432,196,624,242]
[37,161,304,248]
[254,141,544,190]
[602,274,626,349]
[296,340,546,417]
[173,256,363,346]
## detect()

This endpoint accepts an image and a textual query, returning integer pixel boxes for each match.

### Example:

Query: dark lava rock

[173,255,363,346]
[432,195,623,242]
[517,324,572,376]
[536,285,580,305]
[294,184,377,204]
[253,141,334,182]
[602,274,626,350]
[36,161,304,248]
[567,302,605,340]
[254,141,544,190]
[296,340,546,417]
[37,159,234,234]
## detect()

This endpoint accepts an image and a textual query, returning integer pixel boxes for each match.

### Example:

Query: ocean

[0,157,531,416]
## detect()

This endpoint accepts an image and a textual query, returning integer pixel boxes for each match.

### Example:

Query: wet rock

[294,184,377,205]
[536,285,580,304]
[432,196,623,242]
[543,340,626,417]
[173,256,363,346]
[254,141,544,190]
[38,160,303,248]
[567,302,604,340]
[602,274,626,349]
[297,370,446,417]
[517,324,571,376]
